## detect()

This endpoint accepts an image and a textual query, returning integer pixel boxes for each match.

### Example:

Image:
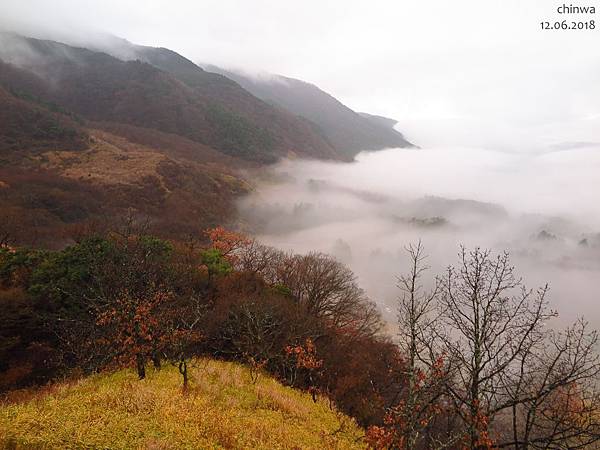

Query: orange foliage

[96,290,172,368]
[285,338,324,401]
[366,355,448,449]
[365,424,394,449]
[285,338,323,371]
[542,382,586,425]
[461,400,495,450]
[204,226,251,263]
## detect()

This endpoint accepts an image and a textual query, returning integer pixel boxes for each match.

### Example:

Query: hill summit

[0,358,365,449]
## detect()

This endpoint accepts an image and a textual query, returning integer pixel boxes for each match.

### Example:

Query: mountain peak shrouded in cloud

[202,65,415,157]
[112,38,416,157]
[0,32,350,163]
[1,29,415,159]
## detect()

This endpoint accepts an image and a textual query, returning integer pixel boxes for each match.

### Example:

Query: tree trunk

[152,352,161,370]
[179,359,188,392]
[136,354,146,379]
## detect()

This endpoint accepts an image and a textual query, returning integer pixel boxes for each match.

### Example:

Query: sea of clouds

[239,137,600,326]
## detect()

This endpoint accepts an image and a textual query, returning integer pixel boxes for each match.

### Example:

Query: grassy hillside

[0,358,365,449]
[0,63,255,247]
[0,125,251,247]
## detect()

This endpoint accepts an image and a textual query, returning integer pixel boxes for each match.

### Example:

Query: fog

[2,0,599,127]
[1,1,598,324]
[239,139,600,325]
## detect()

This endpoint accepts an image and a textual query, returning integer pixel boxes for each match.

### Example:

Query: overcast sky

[2,0,599,148]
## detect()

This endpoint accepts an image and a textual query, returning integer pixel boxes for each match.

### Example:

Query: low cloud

[239,142,600,326]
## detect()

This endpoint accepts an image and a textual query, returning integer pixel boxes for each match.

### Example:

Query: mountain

[0,39,250,246]
[0,358,365,449]
[77,35,411,157]
[358,112,400,130]
[0,32,411,247]
[0,33,339,163]
[0,32,344,246]
[204,65,414,156]
[0,82,87,157]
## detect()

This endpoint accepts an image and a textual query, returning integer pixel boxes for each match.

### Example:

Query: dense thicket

[0,225,404,427]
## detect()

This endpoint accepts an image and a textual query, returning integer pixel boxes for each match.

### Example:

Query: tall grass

[0,358,365,449]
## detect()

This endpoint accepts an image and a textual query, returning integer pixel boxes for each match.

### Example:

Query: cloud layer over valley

[239,142,600,325]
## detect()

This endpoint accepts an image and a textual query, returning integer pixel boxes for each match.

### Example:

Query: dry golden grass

[33,129,251,196]
[36,130,168,186]
[0,358,366,449]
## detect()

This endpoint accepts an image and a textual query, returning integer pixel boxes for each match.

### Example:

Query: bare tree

[236,245,382,338]
[390,241,463,449]
[275,252,381,337]
[431,247,600,449]
[395,242,443,447]
[234,239,286,285]
[495,319,600,449]
[368,242,459,450]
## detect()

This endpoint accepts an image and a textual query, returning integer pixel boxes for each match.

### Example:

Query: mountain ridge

[0,32,340,163]
[204,65,415,157]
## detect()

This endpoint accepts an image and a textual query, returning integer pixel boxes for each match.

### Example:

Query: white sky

[2,0,599,148]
